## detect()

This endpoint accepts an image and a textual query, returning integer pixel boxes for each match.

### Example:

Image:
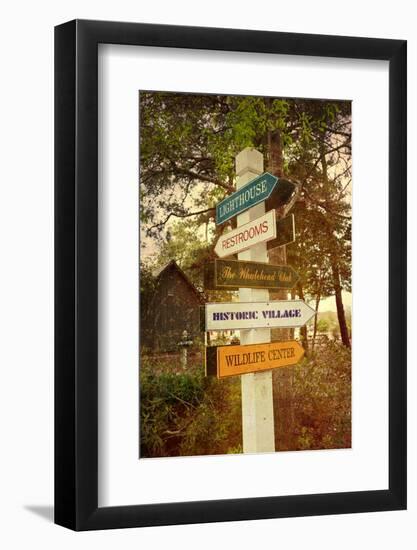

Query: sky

[318,291,351,313]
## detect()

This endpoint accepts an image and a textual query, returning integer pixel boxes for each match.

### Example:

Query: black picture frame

[55,19,407,531]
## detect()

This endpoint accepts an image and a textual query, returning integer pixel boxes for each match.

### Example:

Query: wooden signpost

[203,148,311,454]
[214,210,276,258]
[205,300,315,331]
[206,340,305,378]
[233,148,275,453]
[216,172,278,225]
[204,258,299,291]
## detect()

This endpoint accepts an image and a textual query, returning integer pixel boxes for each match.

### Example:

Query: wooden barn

[140,260,205,352]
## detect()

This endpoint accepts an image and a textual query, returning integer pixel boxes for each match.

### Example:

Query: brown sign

[206,340,305,378]
[265,177,297,212]
[267,213,295,250]
[204,258,299,291]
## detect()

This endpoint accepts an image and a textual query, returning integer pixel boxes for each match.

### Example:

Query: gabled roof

[153,260,205,304]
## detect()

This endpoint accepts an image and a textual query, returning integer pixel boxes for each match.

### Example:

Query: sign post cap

[236,148,263,176]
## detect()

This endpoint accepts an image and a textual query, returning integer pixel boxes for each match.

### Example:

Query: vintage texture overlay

[139,92,351,458]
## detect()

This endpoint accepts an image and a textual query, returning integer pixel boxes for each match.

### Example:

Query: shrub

[140,356,242,457]
[287,340,351,450]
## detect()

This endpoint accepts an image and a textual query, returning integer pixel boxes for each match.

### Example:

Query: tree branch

[302,187,351,220]
[147,207,215,233]
[172,166,234,192]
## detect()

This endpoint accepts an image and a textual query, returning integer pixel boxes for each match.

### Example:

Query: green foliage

[139,93,349,226]
[140,92,351,313]
[140,341,351,457]
[148,219,210,286]
[316,318,330,333]
[140,358,242,457]
[315,311,343,336]
[284,341,351,450]
[179,376,242,456]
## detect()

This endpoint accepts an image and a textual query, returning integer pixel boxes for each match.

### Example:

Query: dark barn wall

[140,263,204,352]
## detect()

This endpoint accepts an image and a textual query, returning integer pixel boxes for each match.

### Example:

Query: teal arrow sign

[216,172,278,225]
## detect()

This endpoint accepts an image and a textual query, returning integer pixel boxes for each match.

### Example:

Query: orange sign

[206,340,305,378]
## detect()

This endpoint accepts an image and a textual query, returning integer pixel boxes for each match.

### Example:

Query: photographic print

[54,20,406,530]
[139,91,352,459]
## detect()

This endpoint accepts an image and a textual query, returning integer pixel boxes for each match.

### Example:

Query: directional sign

[206,340,305,378]
[265,178,297,213]
[204,258,299,291]
[205,300,315,331]
[216,172,278,225]
[214,210,276,258]
[267,214,296,250]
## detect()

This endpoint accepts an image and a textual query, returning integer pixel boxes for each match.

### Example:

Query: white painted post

[236,148,275,453]
[181,347,187,370]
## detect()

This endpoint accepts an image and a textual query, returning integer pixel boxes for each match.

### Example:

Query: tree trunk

[331,259,351,348]
[289,288,296,340]
[311,291,321,351]
[267,126,287,342]
[297,283,309,353]
[320,143,350,348]
[267,126,294,450]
